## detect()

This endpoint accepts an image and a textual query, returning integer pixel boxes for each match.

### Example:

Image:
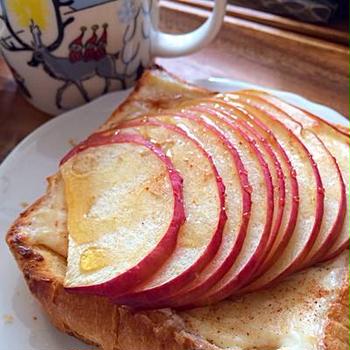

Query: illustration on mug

[0,0,153,109]
[1,54,32,99]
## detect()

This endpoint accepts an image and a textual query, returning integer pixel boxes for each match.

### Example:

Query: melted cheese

[23,176,68,257]
[181,251,348,350]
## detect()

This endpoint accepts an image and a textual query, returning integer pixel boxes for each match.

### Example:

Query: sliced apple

[118,116,252,308]
[162,110,274,305]
[215,93,324,295]
[121,111,274,308]
[243,93,348,263]
[108,121,227,306]
[177,98,298,278]
[61,133,185,295]
[237,91,346,266]
[166,107,278,307]
[299,110,349,261]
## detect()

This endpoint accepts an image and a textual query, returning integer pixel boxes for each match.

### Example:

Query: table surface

[0,45,348,162]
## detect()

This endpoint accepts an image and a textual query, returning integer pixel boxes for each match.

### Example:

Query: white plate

[0,80,348,350]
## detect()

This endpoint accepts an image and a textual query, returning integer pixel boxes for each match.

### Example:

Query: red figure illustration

[69,26,86,63]
[95,23,108,61]
[84,25,99,61]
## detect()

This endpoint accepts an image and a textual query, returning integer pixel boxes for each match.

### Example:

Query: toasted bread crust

[7,222,214,350]
[101,65,211,131]
[6,67,349,350]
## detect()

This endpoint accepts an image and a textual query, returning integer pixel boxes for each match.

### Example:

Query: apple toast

[6,67,349,350]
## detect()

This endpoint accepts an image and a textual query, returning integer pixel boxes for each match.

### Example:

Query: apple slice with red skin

[236,91,346,267]
[219,93,324,295]
[299,110,349,262]
[117,111,274,308]
[156,108,274,307]
[61,133,185,296]
[161,106,277,308]
[238,90,350,263]
[114,116,252,308]
[176,98,298,279]
[101,122,227,305]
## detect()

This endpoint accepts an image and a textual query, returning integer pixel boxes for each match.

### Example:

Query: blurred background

[227,0,349,24]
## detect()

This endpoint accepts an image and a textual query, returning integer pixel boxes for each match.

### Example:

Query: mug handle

[0,3,3,56]
[152,0,227,57]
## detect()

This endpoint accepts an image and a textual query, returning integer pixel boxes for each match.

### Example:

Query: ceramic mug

[0,0,226,115]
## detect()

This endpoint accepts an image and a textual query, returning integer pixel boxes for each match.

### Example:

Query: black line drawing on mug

[0,0,153,109]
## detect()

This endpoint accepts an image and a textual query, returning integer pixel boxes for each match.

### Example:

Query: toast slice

[6,67,349,350]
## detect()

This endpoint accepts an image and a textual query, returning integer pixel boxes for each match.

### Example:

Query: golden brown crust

[6,67,350,350]
[101,65,211,131]
[7,222,213,350]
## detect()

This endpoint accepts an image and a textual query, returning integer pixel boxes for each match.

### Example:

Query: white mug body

[0,0,226,115]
